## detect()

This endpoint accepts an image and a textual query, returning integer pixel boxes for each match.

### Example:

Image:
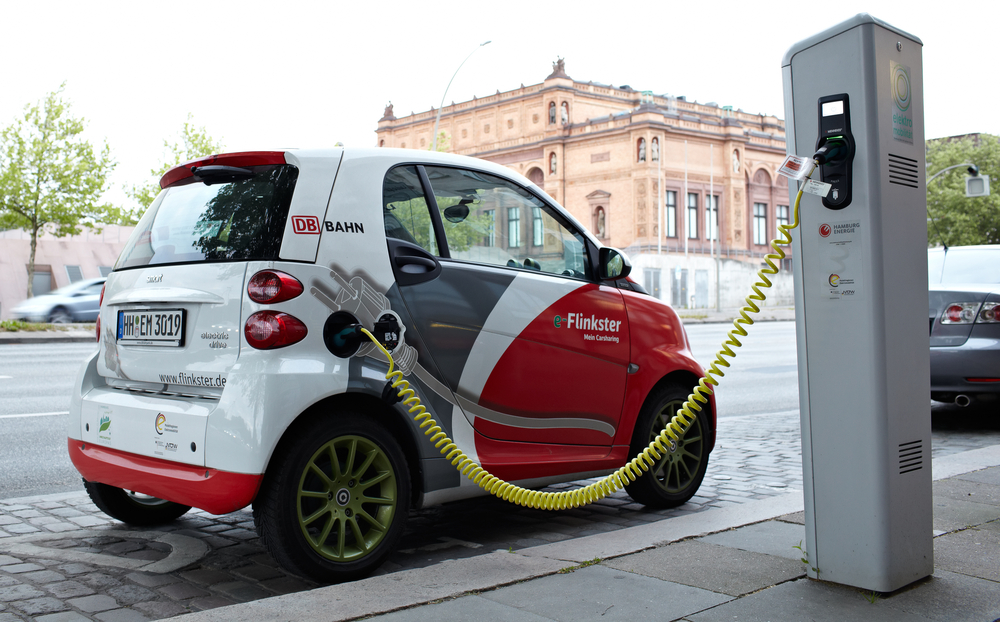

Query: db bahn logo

[291,216,321,234]
[819,224,832,238]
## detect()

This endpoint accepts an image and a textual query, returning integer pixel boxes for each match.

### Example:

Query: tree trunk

[26,223,38,299]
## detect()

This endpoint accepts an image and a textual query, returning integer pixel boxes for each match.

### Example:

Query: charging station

[783,15,933,592]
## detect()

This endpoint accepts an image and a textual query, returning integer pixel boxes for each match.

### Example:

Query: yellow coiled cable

[362,168,812,510]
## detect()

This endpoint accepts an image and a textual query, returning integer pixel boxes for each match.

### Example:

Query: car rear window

[116,164,298,270]
[937,247,1000,284]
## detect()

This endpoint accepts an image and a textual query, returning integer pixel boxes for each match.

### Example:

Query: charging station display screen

[822,100,844,117]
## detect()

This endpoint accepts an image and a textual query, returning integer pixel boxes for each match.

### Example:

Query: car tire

[83,481,192,525]
[48,307,72,324]
[253,413,411,583]
[625,383,709,509]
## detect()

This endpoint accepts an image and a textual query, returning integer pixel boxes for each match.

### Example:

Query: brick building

[377,60,792,308]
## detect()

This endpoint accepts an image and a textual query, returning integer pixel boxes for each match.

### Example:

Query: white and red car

[69,148,714,582]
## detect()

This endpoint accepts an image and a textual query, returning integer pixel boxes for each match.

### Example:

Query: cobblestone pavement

[1,411,998,621]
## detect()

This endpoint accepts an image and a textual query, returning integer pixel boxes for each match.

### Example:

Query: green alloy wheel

[625,383,710,508]
[255,414,411,583]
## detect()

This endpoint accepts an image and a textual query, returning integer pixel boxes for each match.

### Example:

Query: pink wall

[0,225,134,320]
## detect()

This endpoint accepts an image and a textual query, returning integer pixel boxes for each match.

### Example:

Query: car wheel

[48,307,72,324]
[625,383,709,509]
[83,481,192,525]
[254,413,410,583]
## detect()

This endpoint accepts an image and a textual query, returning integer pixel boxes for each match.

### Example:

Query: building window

[485,209,495,246]
[99,266,113,277]
[707,195,719,241]
[665,191,677,238]
[508,207,521,248]
[594,206,607,239]
[549,102,556,124]
[379,140,385,147]
[687,193,699,239]
[560,101,569,125]
[65,265,83,283]
[777,204,789,232]
[651,137,660,162]
[637,138,646,162]
[532,207,544,246]
[754,203,768,245]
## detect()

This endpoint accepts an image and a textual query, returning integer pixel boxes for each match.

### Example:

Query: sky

[2,0,997,209]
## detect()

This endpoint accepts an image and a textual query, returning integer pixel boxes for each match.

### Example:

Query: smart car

[928,245,1000,408]
[68,148,714,582]
[11,277,105,323]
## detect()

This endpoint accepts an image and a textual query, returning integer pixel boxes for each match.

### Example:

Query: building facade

[376,60,792,308]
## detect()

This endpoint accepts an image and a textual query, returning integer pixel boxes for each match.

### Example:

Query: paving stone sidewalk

[1,412,998,621]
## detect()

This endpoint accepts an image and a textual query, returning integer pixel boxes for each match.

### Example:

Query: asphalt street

[0,343,98,499]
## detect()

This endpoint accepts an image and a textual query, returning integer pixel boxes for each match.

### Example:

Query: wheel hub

[335,488,350,506]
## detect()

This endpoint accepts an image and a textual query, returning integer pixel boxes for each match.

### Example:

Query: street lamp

[431,40,491,152]
[926,162,987,248]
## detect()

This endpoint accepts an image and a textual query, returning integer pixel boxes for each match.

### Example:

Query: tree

[0,86,116,298]
[926,134,1000,247]
[123,114,224,223]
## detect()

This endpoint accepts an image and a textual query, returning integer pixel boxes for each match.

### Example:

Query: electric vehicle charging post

[783,14,933,592]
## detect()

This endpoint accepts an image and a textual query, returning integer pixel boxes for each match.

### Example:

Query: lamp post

[926,162,982,249]
[431,40,491,152]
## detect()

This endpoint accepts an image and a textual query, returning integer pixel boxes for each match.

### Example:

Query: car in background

[10,278,106,323]
[928,245,1000,407]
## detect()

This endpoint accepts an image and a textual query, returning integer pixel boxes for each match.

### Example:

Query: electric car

[68,148,714,582]
[928,245,1000,408]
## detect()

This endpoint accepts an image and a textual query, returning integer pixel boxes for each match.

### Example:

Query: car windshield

[931,247,1000,284]
[115,164,299,270]
[43,281,99,296]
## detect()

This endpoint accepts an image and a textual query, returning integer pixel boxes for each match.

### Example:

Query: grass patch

[558,557,602,574]
[0,320,90,332]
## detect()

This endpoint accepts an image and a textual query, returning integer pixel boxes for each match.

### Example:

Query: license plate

[117,309,186,346]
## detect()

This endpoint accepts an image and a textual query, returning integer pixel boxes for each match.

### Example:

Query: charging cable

[361,160,816,510]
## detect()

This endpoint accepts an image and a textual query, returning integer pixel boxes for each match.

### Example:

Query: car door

[385,164,630,448]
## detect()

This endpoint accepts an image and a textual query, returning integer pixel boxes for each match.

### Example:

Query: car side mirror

[599,247,632,281]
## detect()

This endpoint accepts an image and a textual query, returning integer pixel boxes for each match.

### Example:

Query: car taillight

[244,311,307,349]
[247,271,303,304]
[96,283,106,342]
[942,303,978,324]
[978,302,1000,323]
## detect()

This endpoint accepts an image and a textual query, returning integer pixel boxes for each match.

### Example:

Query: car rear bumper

[929,338,1000,399]
[68,439,263,514]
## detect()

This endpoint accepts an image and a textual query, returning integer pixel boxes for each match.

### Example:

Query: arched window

[379,140,385,147]
[549,102,556,125]
[560,101,569,125]
[549,153,557,175]
[637,138,647,162]
[594,206,607,239]
[527,167,544,190]
[651,137,659,162]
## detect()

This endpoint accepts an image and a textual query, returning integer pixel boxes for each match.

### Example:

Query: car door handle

[395,255,436,271]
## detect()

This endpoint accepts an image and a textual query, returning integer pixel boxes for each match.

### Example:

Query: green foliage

[0,85,116,297]
[429,131,450,152]
[926,134,1000,247]
[123,113,224,223]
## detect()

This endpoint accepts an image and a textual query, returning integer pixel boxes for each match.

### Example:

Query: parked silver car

[928,245,1000,407]
[10,278,105,323]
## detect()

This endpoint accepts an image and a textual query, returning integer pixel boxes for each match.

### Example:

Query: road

[0,324,796,500]
[685,321,799,418]
[0,342,97,499]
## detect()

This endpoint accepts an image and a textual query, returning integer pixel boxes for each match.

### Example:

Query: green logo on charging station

[891,61,913,144]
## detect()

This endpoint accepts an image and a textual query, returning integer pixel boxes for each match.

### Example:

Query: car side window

[382,166,439,256]
[423,166,588,278]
